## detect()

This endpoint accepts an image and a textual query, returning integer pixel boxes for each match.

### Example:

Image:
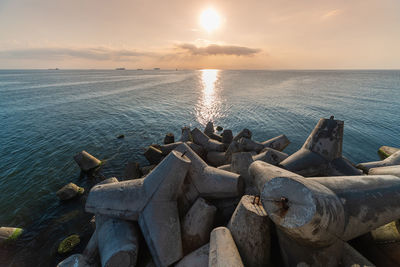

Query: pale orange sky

[0,0,399,69]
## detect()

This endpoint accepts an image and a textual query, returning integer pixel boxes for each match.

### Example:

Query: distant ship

[137,68,143,70]
[115,68,126,70]
[48,68,59,70]
[153,68,160,70]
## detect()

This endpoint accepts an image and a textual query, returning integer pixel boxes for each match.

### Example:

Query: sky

[0,0,399,69]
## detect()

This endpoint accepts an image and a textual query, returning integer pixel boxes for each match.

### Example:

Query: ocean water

[0,69,400,266]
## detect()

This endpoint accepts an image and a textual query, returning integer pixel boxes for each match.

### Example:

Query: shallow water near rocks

[0,69,400,266]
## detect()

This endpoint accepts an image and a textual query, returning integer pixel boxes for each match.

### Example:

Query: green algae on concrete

[58,234,80,254]
[378,146,400,160]
[0,227,24,245]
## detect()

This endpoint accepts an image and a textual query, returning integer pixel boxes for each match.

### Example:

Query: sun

[200,8,221,32]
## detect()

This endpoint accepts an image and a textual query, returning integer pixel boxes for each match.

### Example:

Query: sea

[0,69,399,266]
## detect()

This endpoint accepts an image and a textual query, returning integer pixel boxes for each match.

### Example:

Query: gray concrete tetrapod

[357,150,400,173]
[191,128,225,152]
[96,215,140,267]
[181,126,193,142]
[182,197,216,254]
[237,137,264,153]
[57,254,93,267]
[253,148,289,165]
[85,150,191,267]
[221,129,233,144]
[261,174,400,266]
[206,151,228,167]
[378,145,400,159]
[144,145,164,165]
[204,121,215,136]
[341,242,375,267]
[174,143,243,214]
[233,128,252,142]
[227,195,271,267]
[231,152,255,193]
[74,150,101,172]
[209,227,244,267]
[280,116,343,176]
[369,165,400,177]
[163,132,175,144]
[175,243,209,267]
[262,134,290,152]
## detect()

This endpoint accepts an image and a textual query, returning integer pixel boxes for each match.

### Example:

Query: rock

[0,227,23,245]
[216,126,223,132]
[144,146,164,165]
[175,243,209,267]
[209,227,244,267]
[56,183,84,201]
[233,129,252,142]
[378,146,400,159]
[228,195,271,267]
[58,234,80,254]
[74,150,102,172]
[117,134,125,139]
[221,130,233,144]
[123,161,142,180]
[163,133,175,144]
[182,198,216,254]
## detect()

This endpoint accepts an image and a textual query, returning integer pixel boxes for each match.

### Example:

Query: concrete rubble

[57,117,400,267]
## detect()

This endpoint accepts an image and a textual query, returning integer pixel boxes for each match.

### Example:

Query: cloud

[176,43,261,56]
[322,9,342,19]
[0,47,154,61]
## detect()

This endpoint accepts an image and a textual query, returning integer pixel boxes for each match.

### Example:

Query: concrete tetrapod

[231,152,255,193]
[280,116,360,176]
[180,127,193,142]
[233,128,252,142]
[261,174,400,266]
[85,151,191,267]
[356,150,400,173]
[74,150,101,172]
[227,195,271,267]
[191,128,225,152]
[175,243,209,267]
[209,227,244,267]
[57,254,93,267]
[341,242,375,267]
[261,134,290,152]
[182,197,216,254]
[378,146,400,159]
[369,165,400,177]
[174,143,243,214]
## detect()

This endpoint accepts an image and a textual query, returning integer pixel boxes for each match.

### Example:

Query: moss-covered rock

[0,227,24,245]
[56,183,84,201]
[58,234,80,254]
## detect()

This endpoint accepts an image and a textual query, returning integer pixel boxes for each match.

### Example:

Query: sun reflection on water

[195,69,222,125]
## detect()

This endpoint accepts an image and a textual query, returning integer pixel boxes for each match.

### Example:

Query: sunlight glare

[200,8,221,32]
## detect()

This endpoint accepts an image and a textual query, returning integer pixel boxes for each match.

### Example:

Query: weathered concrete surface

[233,129,252,142]
[261,175,345,246]
[140,165,156,177]
[369,165,400,177]
[159,142,183,155]
[0,227,23,244]
[191,128,225,152]
[56,182,84,200]
[175,243,209,267]
[97,216,140,267]
[57,254,92,267]
[144,146,164,165]
[228,195,271,267]
[123,162,142,180]
[164,133,175,144]
[204,121,215,136]
[276,229,343,267]
[181,127,193,142]
[231,152,255,193]
[249,161,302,194]
[74,150,101,172]
[182,197,216,254]
[238,137,264,153]
[378,146,400,160]
[209,227,244,267]
[209,197,241,226]
[280,117,344,176]
[217,164,231,171]
[175,143,243,214]
[357,150,400,173]
[206,151,228,167]
[221,129,233,144]
[86,151,191,267]
[97,177,119,185]
[328,157,363,176]
[253,148,288,166]
[341,242,375,267]
[262,134,290,152]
